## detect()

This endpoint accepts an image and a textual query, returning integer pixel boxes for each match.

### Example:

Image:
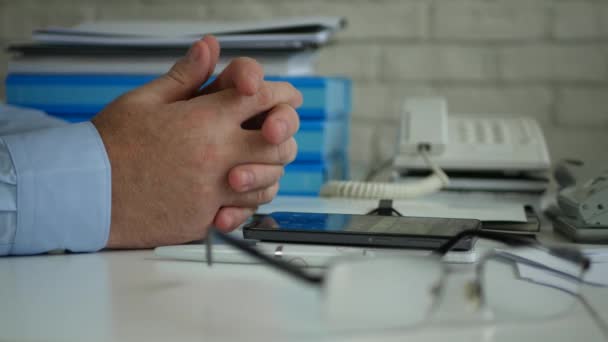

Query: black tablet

[243,211,480,250]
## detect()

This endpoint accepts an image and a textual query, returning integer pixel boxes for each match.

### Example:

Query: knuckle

[283,105,300,131]
[286,138,298,163]
[251,62,264,78]
[243,58,264,78]
[269,183,280,199]
[271,166,284,182]
[295,89,304,107]
[261,167,280,186]
[275,138,297,164]
[256,188,268,204]
[291,84,300,98]
[241,57,263,76]
[165,64,188,87]
[293,112,301,133]
[275,144,285,164]
[258,186,277,204]
[256,84,274,108]
[281,81,298,95]
[276,102,293,113]
[276,82,302,107]
[234,56,257,69]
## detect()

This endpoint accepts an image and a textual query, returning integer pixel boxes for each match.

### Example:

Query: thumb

[132,38,215,104]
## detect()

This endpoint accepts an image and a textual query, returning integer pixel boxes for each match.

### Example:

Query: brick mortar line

[353,80,608,87]
[349,116,608,131]
[332,38,608,46]
[350,117,399,126]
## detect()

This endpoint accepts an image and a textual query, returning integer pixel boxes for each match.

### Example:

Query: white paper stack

[32,17,345,49]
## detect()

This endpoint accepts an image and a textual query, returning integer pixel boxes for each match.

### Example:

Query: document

[503,247,608,291]
[31,17,346,48]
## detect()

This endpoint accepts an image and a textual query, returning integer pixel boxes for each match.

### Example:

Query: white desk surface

[1,195,607,342]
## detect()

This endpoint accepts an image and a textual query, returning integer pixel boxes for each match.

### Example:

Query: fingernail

[187,43,200,62]
[240,170,254,190]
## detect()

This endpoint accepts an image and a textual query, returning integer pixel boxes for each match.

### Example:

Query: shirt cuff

[2,122,111,255]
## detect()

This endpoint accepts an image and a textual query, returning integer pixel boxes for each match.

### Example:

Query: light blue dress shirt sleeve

[0,104,111,255]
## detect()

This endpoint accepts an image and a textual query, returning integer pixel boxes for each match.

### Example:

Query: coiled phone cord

[320,148,449,200]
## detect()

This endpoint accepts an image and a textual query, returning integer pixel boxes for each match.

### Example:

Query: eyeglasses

[207,227,591,332]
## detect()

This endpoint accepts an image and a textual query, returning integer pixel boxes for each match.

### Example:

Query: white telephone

[321,97,552,199]
[395,98,551,174]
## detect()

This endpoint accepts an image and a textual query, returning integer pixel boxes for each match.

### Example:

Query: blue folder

[294,119,349,162]
[279,156,346,196]
[5,74,351,120]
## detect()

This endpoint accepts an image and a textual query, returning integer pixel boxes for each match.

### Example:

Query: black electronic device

[243,211,481,250]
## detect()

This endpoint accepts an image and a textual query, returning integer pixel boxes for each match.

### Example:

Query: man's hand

[190,38,300,232]
[92,36,302,248]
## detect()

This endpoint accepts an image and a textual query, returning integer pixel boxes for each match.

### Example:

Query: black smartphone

[243,212,481,251]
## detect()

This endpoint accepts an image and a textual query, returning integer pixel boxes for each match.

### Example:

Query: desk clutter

[4,17,351,196]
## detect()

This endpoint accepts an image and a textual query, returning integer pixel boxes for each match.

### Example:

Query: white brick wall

[317,44,381,80]
[381,45,498,81]
[95,4,207,20]
[543,124,608,181]
[0,2,96,41]
[553,2,603,39]
[557,87,608,127]
[0,0,607,179]
[275,1,430,40]
[432,1,549,41]
[352,83,554,123]
[352,82,436,121]
[499,45,606,81]
[601,5,608,36]
[436,85,555,123]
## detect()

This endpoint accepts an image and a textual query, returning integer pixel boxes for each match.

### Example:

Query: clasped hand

[92,36,302,248]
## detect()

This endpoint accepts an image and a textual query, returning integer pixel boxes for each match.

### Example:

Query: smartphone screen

[243,212,480,250]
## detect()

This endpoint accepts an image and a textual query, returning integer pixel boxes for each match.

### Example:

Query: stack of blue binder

[5,74,351,196]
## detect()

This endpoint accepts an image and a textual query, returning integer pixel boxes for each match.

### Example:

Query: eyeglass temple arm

[433,229,590,270]
[433,230,533,256]
[212,229,324,286]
